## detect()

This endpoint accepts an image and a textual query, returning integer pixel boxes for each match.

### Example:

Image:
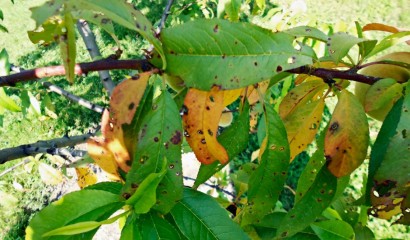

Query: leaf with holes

[160,19,312,90]
[370,89,409,223]
[365,78,403,113]
[327,32,368,64]
[325,90,369,177]
[276,167,337,238]
[171,188,250,240]
[194,101,250,188]
[30,0,65,28]
[279,79,326,119]
[121,90,183,214]
[75,166,97,189]
[283,99,324,161]
[182,87,229,165]
[240,99,290,226]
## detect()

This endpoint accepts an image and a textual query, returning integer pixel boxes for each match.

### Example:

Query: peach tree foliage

[0,0,408,239]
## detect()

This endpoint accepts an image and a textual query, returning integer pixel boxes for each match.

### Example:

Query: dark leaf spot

[131,75,140,80]
[154,137,159,142]
[276,65,283,72]
[213,24,219,32]
[171,131,182,144]
[128,102,135,110]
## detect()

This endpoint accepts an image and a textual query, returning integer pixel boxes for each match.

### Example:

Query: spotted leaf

[325,90,369,177]
[283,99,325,161]
[160,19,312,90]
[75,166,97,189]
[182,87,229,164]
[87,72,150,175]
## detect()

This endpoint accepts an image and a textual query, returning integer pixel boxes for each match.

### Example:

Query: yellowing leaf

[223,88,242,106]
[363,23,401,34]
[75,166,97,189]
[279,80,326,119]
[38,162,63,185]
[87,72,151,174]
[182,87,229,164]
[365,78,403,113]
[325,90,369,177]
[244,80,270,105]
[87,137,121,181]
[283,99,325,161]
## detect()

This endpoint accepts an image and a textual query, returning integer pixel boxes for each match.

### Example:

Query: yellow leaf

[283,99,324,161]
[60,12,76,83]
[87,72,151,174]
[182,87,229,164]
[38,162,63,185]
[325,90,369,177]
[279,80,326,119]
[75,166,97,189]
[244,80,270,105]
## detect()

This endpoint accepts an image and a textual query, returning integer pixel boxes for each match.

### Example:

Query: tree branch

[0,59,154,87]
[77,19,116,95]
[1,59,382,87]
[286,66,381,85]
[0,130,97,164]
[42,81,105,113]
[158,0,174,31]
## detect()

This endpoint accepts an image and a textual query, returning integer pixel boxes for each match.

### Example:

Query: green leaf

[0,24,8,32]
[42,210,128,237]
[72,10,120,45]
[230,162,258,199]
[225,0,241,22]
[26,189,124,240]
[122,90,183,214]
[28,18,63,44]
[171,188,250,240]
[0,9,3,20]
[370,89,409,220]
[364,78,403,113]
[0,48,10,75]
[254,212,319,240]
[161,19,312,90]
[194,101,250,188]
[125,161,167,214]
[60,11,76,83]
[30,0,65,27]
[284,26,328,42]
[140,212,181,239]
[327,32,367,63]
[120,214,142,240]
[21,90,41,116]
[354,225,375,240]
[0,88,21,112]
[365,97,403,204]
[276,167,337,238]
[85,181,123,195]
[366,31,410,59]
[310,220,354,240]
[74,0,165,68]
[240,98,290,226]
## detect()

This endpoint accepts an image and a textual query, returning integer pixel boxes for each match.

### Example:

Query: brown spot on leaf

[131,75,140,80]
[128,102,135,110]
[277,65,283,72]
[213,24,219,32]
[170,131,182,144]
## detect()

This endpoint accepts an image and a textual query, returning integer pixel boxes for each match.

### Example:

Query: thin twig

[183,176,236,198]
[0,129,98,164]
[0,158,31,177]
[77,20,116,95]
[42,81,105,113]
[158,0,174,31]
